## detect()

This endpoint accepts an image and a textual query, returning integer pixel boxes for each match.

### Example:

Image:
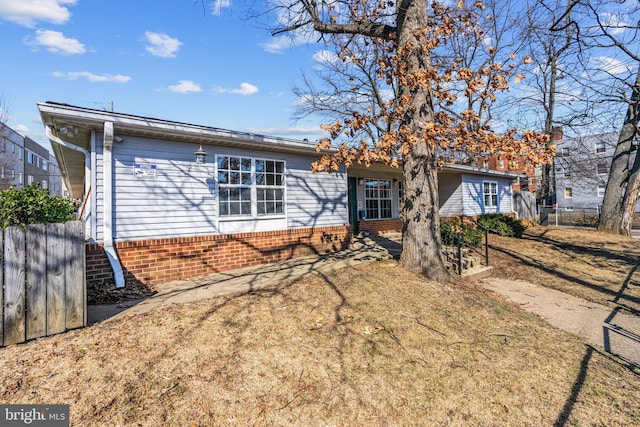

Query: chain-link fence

[539,206,640,229]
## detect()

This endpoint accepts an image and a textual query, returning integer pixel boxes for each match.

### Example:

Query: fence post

[3,227,26,346]
[484,228,489,266]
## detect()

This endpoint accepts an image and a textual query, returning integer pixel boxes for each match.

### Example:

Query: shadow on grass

[553,345,594,427]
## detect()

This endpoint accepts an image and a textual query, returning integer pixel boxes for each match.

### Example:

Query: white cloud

[313,50,338,64]
[144,31,182,58]
[168,80,202,93]
[211,0,231,16]
[30,30,85,55]
[13,124,29,136]
[52,71,131,83]
[600,12,629,36]
[593,56,629,75]
[0,0,76,27]
[214,82,259,96]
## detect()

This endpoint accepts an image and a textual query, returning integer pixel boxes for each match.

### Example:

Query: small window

[483,181,498,208]
[561,147,570,156]
[499,159,505,169]
[565,187,573,198]
[42,180,48,189]
[1,140,5,152]
[18,149,23,160]
[27,175,34,185]
[565,206,574,212]
[483,160,489,169]
[11,143,15,153]
[18,173,23,184]
[42,160,48,171]
[595,141,606,153]
[564,167,571,177]
[28,152,34,164]
[597,184,606,197]
[596,161,608,175]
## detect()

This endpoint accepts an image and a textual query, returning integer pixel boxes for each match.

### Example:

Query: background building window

[365,179,392,219]
[595,141,606,153]
[563,167,571,177]
[27,175,34,185]
[483,181,498,208]
[596,161,608,175]
[565,187,573,198]
[597,184,606,197]
[28,152,34,164]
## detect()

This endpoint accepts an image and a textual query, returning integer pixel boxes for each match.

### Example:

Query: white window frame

[596,161,608,175]
[27,175,34,185]
[216,155,286,218]
[499,159,505,169]
[483,180,498,208]
[597,184,606,197]
[364,179,392,219]
[595,141,606,153]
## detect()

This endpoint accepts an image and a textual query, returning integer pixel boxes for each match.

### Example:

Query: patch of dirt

[87,279,157,305]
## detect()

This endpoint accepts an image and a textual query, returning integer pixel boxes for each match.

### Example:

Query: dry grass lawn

[0,226,639,425]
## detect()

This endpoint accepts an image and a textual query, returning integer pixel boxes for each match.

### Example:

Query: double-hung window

[255,159,285,215]
[483,181,498,208]
[365,179,392,219]
[217,155,285,217]
[218,156,252,216]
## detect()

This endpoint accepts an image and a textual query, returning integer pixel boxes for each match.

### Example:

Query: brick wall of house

[86,225,352,287]
[358,219,402,235]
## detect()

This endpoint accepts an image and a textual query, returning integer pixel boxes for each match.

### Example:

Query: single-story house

[38,102,522,287]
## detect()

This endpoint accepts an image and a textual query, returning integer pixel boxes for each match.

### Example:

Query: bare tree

[0,94,18,190]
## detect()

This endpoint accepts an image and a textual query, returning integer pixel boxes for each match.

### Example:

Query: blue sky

[0,0,327,152]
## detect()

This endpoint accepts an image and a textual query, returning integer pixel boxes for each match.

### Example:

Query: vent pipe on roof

[102,122,125,288]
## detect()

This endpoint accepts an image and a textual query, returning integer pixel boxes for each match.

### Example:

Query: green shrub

[440,219,483,248]
[0,184,76,228]
[477,213,526,238]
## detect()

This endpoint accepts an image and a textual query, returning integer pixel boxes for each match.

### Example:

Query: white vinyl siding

[461,174,513,216]
[438,172,463,217]
[95,136,348,242]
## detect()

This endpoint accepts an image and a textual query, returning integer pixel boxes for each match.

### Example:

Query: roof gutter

[102,122,125,288]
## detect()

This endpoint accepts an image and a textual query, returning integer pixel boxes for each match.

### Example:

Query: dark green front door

[348,177,359,234]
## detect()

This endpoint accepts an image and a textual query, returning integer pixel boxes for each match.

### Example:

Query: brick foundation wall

[358,219,402,236]
[86,225,352,287]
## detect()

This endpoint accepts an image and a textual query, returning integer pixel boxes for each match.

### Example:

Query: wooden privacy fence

[1,221,85,347]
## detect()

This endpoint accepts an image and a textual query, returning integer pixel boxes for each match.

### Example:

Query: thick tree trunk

[598,67,640,233]
[620,148,640,235]
[397,0,450,281]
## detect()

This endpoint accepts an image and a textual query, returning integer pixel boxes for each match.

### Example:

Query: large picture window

[365,179,392,219]
[483,181,498,208]
[217,155,285,217]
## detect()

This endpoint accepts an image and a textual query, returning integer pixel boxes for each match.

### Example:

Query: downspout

[46,125,125,288]
[102,122,125,287]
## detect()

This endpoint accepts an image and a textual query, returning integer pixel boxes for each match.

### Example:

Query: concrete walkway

[480,278,640,367]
